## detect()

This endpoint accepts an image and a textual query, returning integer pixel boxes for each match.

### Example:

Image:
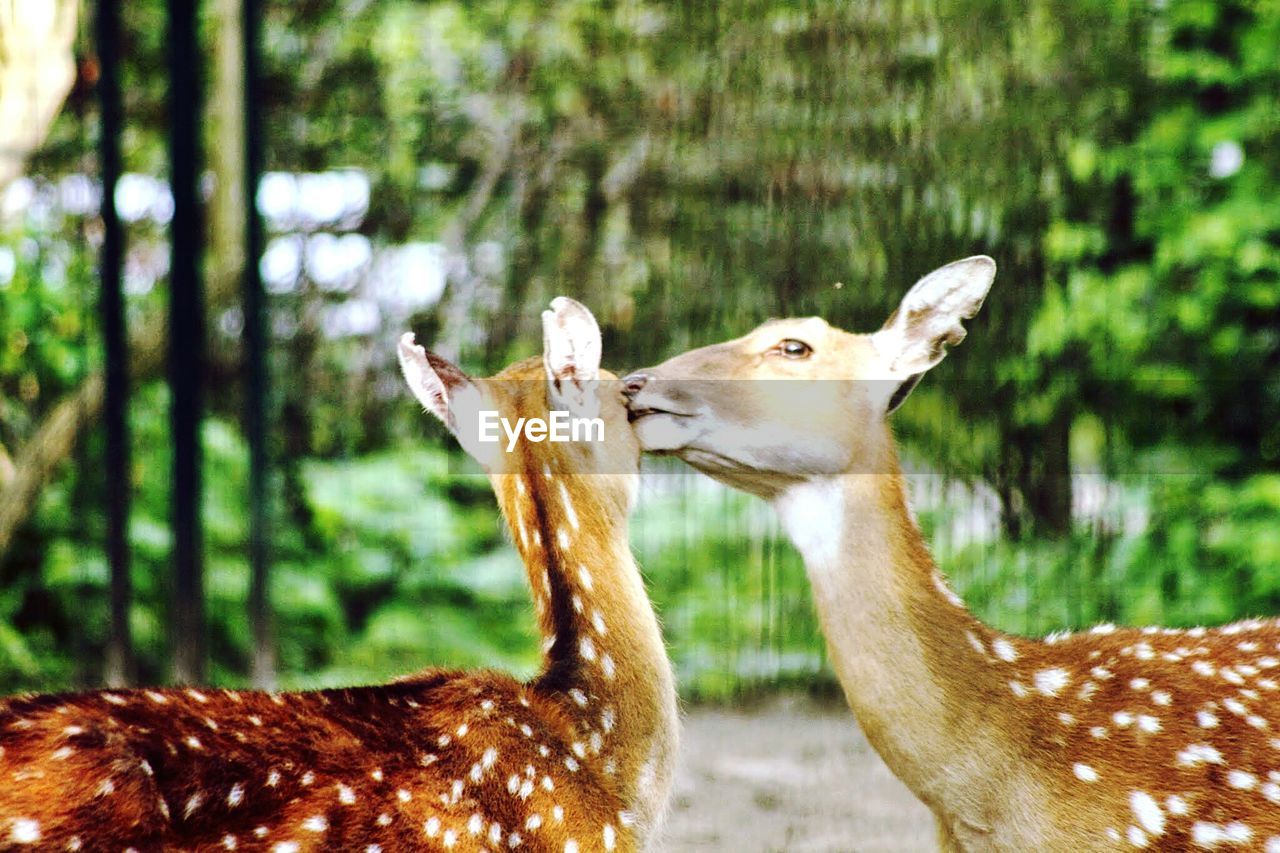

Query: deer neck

[772,449,1018,815]
[496,465,678,837]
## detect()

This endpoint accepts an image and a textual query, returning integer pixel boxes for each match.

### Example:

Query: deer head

[398,296,638,490]
[622,256,996,497]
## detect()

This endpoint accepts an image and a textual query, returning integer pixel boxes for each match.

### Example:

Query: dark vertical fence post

[243,0,274,687]
[168,0,206,684]
[97,0,133,688]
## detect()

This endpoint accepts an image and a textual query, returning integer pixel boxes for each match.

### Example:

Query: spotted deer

[0,297,678,852]
[623,256,1280,851]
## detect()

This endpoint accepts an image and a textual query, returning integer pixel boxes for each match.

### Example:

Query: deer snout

[620,372,651,398]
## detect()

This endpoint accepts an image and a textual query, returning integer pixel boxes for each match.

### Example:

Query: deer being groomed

[0,298,677,851]
[623,257,1280,851]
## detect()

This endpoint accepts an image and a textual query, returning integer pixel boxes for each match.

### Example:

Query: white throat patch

[772,479,845,568]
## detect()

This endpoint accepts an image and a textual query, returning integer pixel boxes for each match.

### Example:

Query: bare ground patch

[656,696,933,852]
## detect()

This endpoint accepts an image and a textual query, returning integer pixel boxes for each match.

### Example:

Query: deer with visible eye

[0,298,678,852]
[624,256,1280,851]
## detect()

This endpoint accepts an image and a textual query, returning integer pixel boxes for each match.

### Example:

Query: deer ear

[397,332,474,430]
[542,297,602,418]
[871,256,995,413]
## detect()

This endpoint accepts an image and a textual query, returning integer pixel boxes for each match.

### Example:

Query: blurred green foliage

[1,0,1278,699]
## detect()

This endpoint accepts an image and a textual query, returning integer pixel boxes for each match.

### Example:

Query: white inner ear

[397,332,502,469]
[542,297,602,418]
[398,332,451,422]
[872,255,995,378]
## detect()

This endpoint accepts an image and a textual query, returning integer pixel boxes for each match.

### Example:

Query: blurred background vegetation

[0,0,1277,700]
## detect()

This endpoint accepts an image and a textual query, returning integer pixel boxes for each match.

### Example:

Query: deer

[621,256,1280,851]
[0,297,678,852]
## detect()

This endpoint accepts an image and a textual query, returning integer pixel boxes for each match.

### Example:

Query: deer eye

[776,339,812,359]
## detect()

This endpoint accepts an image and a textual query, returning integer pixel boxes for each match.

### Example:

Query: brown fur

[0,355,678,852]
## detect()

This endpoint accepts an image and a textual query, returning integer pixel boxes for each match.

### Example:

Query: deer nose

[620,372,650,398]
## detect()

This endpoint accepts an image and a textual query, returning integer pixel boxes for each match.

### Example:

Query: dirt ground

[655,696,934,852]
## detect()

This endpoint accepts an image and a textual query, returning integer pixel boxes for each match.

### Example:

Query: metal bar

[243,0,274,688]
[167,0,206,685]
[97,0,133,688]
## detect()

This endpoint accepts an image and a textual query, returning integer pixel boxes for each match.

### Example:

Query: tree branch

[0,375,103,555]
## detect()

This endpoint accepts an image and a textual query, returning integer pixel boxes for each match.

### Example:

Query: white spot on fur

[1176,744,1223,767]
[1035,668,1070,696]
[557,482,579,531]
[184,793,204,818]
[1073,763,1098,782]
[228,784,244,807]
[301,816,327,833]
[992,638,1018,662]
[1227,770,1256,790]
[1130,791,1164,836]
[932,572,964,607]
[9,819,40,843]
[1192,822,1252,846]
